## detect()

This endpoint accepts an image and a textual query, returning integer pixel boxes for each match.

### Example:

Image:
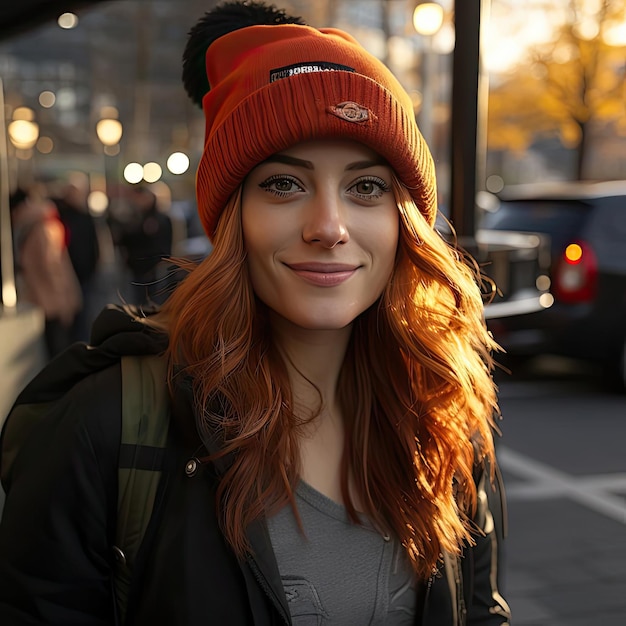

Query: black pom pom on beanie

[182,1,306,108]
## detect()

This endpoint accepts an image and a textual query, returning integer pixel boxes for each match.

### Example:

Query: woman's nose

[301,195,350,248]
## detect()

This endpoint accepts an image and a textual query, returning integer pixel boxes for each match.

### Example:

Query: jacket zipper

[418,573,434,624]
[246,555,291,625]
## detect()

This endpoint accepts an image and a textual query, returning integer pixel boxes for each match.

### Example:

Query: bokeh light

[8,120,39,149]
[166,151,190,175]
[536,275,551,292]
[413,3,444,37]
[565,243,583,264]
[38,91,56,108]
[88,191,109,215]
[36,136,54,154]
[96,118,123,146]
[143,162,162,183]
[124,162,144,184]
[58,13,79,29]
[12,107,35,121]
[539,293,555,308]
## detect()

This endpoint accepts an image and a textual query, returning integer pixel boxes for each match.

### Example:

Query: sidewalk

[503,479,626,625]
[497,363,626,626]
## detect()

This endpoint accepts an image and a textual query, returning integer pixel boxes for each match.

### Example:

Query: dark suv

[480,181,626,388]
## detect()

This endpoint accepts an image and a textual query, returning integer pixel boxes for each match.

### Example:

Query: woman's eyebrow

[345,159,387,171]
[261,155,387,171]
[263,154,314,169]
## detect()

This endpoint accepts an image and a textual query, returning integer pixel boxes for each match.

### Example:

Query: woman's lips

[286,262,359,287]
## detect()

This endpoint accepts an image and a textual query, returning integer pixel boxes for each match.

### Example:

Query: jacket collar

[172,377,291,624]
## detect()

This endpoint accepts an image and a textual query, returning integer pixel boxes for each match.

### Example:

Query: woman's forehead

[278,139,383,160]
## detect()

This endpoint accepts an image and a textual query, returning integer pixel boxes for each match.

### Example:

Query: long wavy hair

[153,178,500,579]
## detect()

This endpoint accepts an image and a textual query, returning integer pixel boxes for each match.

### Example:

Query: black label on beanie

[269,62,355,83]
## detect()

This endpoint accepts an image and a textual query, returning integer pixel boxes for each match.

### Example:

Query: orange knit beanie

[185,3,437,239]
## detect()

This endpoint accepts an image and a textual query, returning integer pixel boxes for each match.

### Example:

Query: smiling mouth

[286,262,359,287]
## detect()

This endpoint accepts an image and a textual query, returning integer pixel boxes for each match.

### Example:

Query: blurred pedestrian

[9,187,82,358]
[116,185,173,305]
[51,176,100,342]
[0,2,510,625]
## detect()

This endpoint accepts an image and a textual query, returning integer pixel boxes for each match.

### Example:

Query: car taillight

[552,240,598,303]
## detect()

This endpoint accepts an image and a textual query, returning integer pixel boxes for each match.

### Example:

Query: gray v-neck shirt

[267,481,417,625]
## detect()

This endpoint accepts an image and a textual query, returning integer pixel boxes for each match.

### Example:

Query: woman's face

[242,139,399,331]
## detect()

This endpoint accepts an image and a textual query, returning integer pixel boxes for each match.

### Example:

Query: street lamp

[7,108,40,189]
[413,2,445,148]
[7,119,40,150]
[96,118,123,150]
[96,115,123,202]
[413,2,444,37]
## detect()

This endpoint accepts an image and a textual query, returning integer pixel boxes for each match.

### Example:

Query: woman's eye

[259,175,303,197]
[348,176,390,200]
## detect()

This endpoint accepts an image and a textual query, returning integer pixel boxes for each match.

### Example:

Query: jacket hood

[10,304,169,408]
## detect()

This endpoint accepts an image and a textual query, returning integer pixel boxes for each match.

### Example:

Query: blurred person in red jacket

[50,177,101,342]
[10,187,82,358]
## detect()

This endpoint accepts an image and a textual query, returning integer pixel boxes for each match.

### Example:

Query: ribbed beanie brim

[197,24,436,239]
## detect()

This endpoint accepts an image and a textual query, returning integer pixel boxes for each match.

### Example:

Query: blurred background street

[496,357,626,624]
[1,1,626,623]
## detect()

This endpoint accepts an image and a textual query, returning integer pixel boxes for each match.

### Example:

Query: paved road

[496,357,626,625]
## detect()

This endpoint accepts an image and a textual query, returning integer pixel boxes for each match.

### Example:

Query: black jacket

[0,306,511,625]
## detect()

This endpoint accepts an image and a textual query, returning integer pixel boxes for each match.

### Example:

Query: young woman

[0,2,511,624]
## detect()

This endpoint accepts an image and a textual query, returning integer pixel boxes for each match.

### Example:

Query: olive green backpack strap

[113,354,170,624]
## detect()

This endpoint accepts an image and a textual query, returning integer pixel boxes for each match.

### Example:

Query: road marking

[505,473,626,498]
[498,446,626,525]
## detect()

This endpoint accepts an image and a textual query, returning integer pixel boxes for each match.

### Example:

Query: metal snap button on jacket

[185,458,199,477]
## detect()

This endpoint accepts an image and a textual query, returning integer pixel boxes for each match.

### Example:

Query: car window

[586,197,626,273]
[588,197,626,240]
[480,200,590,256]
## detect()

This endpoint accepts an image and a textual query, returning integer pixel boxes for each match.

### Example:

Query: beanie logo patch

[269,62,354,83]
[328,101,370,124]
